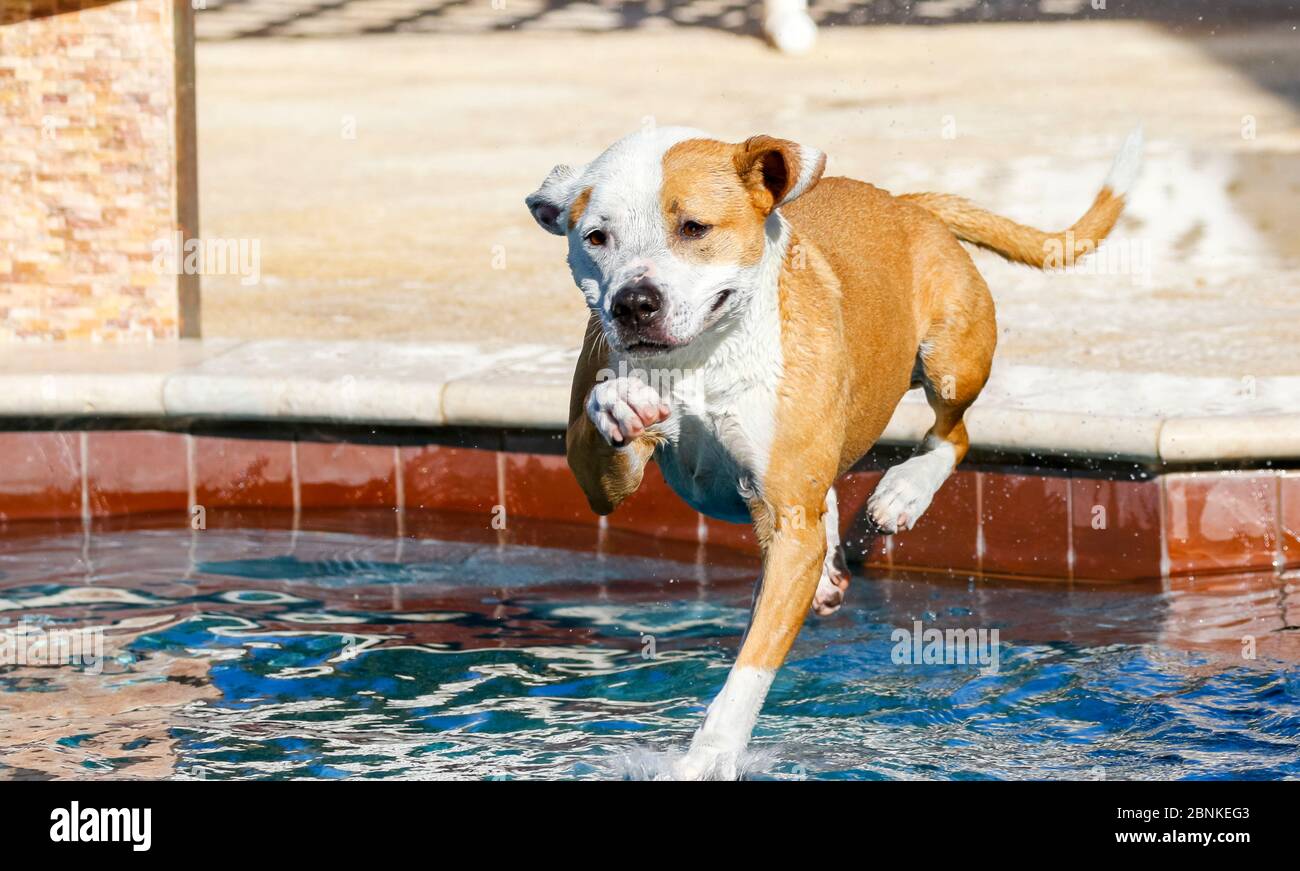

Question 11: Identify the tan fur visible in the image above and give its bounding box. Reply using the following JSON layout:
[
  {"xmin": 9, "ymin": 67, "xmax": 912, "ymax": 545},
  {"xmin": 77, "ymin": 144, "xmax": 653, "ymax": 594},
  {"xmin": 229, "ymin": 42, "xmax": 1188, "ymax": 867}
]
[
  {"xmin": 900, "ymin": 187, "xmax": 1125, "ymax": 270},
  {"xmin": 567, "ymin": 186, "xmax": 593, "ymax": 230},
  {"xmin": 661, "ymin": 140, "xmax": 767, "ymax": 267}
]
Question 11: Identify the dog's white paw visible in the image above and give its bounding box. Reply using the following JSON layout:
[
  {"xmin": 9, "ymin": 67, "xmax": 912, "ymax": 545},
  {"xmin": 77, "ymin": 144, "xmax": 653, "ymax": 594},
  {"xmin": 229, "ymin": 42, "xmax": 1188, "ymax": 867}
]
[
  {"xmin": 868, "ymin": 465, "xmax": 939, "ymax": 534},
  {"xmin": 764, "ymin": 11, "xmax": 817, "ymax": 55},
  {"xmin": 586, "ymin": 375, "xmax": 670, "ymax": 447}
]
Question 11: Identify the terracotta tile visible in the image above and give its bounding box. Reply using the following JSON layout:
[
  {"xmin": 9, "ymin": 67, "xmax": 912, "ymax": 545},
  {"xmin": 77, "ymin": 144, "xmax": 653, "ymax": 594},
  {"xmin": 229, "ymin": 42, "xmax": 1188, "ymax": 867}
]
[
  {"xmin": 888, "ymin": 469, "xmax": 980, "ymax": 574},
  {"xmin": 704, "ymin": 516, "xmax": 760, "ymax": 556},
  {"xmin": 297, "ymin": 508, "xmax": 399, "ymax": 538},
  {"xmin": 505, "ymin": 515, "xmax": 599, "ymax": 552},
  {"xmin": 401, "ymin": 445, "xmax": 499, "ymax": 518},
  {"xmin": 298, "ymin": 441, "xmax": 397, "ymax": 509},
  {"xmin": 182, "ymin": 508, "xmax": 303, "ymax": 533},
  {"xmin": 836, "ymin": 471, "xmax": 888, "ymax": 566},
  {"xmin": 834, "ymin": 471, "xmax": 879, "ymax": 537},
  {"xmin": 401, "ymin": 509, "xmax": 501, "ymax": 547},
  {"xmin": 1164, "ymin": 472, "xmax": 1279, "ymax": 574},
  {"xmin": 193, "ymin": 436, "xmax": 294, "ymax": 510},
  {"xmin": 600, "ymin": 525, "xmax": 712, "ymax": 566},
  {"xmin": 606, "ymin": 463, "xmax": 699, "ymax": 543},
  {"xmin": 0, "ymin": 432, "xmax": 82, "ymax": 521},
  {"xmin": 503, "ymin": 451, "xmax": 597, "ymax": 526},
  {"xmin": 980, "ymin": 470, "xmax": 1071, "ymax": 578},
  {"xmin": 1282, "ymin": 473, "xmax": 1300, "ymax": 570},
  {"xmin": 86, "ymin": 430, "xmax": 187, "ymax": 517},
  {"xmin": 1070, "ymin": 475, "xmax": 1163, "ymax": 581}
]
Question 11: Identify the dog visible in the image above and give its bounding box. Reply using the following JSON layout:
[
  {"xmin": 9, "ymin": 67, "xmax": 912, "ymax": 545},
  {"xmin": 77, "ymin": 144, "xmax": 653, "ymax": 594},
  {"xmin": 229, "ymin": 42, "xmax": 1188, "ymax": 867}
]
[{"xmin": 526, "ymin": 125, "xmax": 1142, "ymax": 779}]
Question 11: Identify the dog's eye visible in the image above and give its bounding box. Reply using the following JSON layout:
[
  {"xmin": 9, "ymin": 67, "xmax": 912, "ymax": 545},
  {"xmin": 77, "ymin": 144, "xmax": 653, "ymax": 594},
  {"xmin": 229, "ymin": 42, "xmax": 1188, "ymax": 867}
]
[
  {"xmin": 585, "ymin": 229, "xmax": 607, "ymax": 247},
  {"xmin": 680, "ymin": 221, "xmax": 710, "ymax": 239}
]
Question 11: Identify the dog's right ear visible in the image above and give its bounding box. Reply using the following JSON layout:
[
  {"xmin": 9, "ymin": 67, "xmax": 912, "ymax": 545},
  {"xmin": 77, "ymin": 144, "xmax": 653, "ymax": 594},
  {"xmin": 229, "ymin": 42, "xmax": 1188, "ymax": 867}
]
[{"xmin": 525, "ymin": 164, "xmax": 583, "ymax": 235}]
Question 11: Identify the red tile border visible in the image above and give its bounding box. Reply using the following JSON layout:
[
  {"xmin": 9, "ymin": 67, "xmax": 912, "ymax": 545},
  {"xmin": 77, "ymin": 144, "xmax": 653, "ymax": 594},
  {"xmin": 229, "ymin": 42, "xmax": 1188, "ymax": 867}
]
[
  {"xmin": 503, "ymin": 451, "xmax": 594, "ymax": 527},
  {"xmin": 979, "ymin": 470, "xmax": 1071, "ymax": 578},
  {"xmin": 1281, "ymin": 473, "xmax": 1299, "ymax": 570},
  {"xmin": 193, "ymin": 436, "xmax": 295, "ymax": 510},
  {"xmin": 298, "ymin": 441, "xmax": 397, "ymax": 509},
  {"xmin": 889, "ymin": 470, "xmax": 981, "ymax": 574},
  {"xmin": 0, "ymin": 432, "xmax": 82, "ymax": 521},
  {"xmin": 401, "ymin": 445, "xmax": 499, "ymax": 518},
  {"xmin": 704, "ymin": 516, "xmax": 760, "ymax": 556},
  {"xmin": 1164, "ymin": 472, "xmax": 1280, "ymax": 575},
  {"xmin": 836, "ymin": 471, "xmax": 888, "ymax": 566},
  {"xmin": 0, "ymin": 427, "xmax": 1295, "ymax": 583},
  {"xmin": 1069, "ymin": 475, "xmax": 1163, "ymax": 581},
  {"xmin": 86, "ymin": 430, "xmax": 187, "ymax": 516},
  {"xmin": 605, "ymin": 462, "xmax": 700, "ymax": 543},
  {"xmin": 835, "ymin": 471, "xmax": 880, "ymax": 539}
]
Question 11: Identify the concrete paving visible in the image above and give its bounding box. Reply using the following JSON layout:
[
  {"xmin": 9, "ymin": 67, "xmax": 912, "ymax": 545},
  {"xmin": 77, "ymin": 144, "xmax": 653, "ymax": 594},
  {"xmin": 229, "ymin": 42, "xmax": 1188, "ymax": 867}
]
[{"xmin": 194, "ymin": 18, "xmax": 1300, "ymax": 378}]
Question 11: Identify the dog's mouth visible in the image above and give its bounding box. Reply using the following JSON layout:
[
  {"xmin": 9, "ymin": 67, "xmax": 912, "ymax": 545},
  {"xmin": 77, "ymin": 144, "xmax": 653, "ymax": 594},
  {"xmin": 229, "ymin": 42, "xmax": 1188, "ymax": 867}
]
[
  {"xmin": 622, "ymin": 338, "xmax": 675, "ymax": 355},
  {"xmin": 709, "ymin": 288, "xmax": 735, "ymax": 314}
]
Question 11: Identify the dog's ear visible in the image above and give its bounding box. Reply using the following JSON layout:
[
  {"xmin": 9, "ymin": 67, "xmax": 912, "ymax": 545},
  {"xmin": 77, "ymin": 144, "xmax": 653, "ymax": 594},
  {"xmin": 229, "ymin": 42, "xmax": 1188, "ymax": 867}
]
[
  {"xmin": 525, "ymin": 163, "xmax": 584, "ymax": 235},
  {"xmin": 733, "ymin": 136, "xmax": 826, "ymax": 214}
]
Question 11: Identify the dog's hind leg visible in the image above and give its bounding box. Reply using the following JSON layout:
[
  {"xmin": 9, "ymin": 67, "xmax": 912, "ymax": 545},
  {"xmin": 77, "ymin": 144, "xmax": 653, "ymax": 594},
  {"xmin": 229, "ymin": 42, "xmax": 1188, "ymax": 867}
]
[
  {"xmin": 868, "ymin": 264, "xmax": 996, "ymax": 534},
  {"xmin": 811, "ymin": 487, "xmax": 851, "ymax": 616}
]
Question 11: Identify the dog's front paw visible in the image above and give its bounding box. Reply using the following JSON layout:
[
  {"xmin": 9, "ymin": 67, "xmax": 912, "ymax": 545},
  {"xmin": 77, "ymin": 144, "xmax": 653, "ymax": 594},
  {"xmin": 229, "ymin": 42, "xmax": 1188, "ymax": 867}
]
[{"xmin": 586, "ymin": 375, "xmax": 671, "ymax": 446}]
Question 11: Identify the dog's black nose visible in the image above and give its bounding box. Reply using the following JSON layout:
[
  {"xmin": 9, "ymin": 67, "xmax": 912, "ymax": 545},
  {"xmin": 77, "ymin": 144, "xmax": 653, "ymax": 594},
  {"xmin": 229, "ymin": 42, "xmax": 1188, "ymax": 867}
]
[{"xmin": 610, "ymin": 279, "xmax": 663, "ymax": 328}]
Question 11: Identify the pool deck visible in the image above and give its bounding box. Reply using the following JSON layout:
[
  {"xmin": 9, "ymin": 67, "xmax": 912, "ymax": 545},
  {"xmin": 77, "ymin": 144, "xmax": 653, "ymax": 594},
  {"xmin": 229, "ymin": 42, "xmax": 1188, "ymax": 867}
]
[{"xmin": 194, "ymin": 21, "xmax": 1300, "ymax": 382}]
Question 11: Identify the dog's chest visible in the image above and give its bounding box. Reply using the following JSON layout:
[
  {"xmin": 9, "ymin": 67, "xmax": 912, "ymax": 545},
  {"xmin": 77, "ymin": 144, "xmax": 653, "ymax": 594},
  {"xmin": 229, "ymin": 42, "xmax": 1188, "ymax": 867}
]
[{"xmin": 652, "ymin": 339, "xmax": 783, "ymax": 525}]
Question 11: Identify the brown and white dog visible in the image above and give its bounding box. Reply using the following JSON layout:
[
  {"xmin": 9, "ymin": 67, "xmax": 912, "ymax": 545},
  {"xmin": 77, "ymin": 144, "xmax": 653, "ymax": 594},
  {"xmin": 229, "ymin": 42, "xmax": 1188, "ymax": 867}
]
[{"xmin": 525, "ymin": 125, "xmax": 1142, "ymax": 779}]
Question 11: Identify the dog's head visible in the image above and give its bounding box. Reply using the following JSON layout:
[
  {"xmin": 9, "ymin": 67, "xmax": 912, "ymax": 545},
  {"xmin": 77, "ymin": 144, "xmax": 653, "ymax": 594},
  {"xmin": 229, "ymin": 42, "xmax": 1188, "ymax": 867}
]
[{"xmin": 526, "ymin": 127, "xmax": 825, "ymax": 357}]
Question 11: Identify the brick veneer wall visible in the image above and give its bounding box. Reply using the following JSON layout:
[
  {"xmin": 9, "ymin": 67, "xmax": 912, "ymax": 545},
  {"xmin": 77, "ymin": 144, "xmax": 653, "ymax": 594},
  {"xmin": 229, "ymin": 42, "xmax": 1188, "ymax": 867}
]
[{"xmin": 0, "ymin": 0, "xmax": 198, "ymax": 340}]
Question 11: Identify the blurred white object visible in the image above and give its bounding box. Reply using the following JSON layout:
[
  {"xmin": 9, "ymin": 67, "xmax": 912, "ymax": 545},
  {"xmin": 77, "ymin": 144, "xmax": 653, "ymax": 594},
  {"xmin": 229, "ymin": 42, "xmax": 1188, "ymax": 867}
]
[{"xmin": 763, "ymin": 0, "xmax": 817, "ymax": 54}]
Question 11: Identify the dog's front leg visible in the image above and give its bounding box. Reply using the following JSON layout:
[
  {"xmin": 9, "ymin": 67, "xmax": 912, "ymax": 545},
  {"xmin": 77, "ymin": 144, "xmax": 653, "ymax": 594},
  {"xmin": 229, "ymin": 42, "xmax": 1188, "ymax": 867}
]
[
  {"xmin": 565, "ymin": 315, "xmax": 669, "ymax": 515},
  {"xmin": 566, "ymin": 403, "xmax": 660, "ymax": 516},
  {"xmin": 673, "ymin": 493, "xmax": 828, "ymax": 780}
]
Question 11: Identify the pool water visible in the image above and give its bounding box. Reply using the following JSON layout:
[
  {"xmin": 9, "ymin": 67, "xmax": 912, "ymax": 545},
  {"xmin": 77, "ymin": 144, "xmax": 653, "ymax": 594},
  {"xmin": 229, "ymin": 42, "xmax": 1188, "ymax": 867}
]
[{"xmin": 2, "ymin": 515, "xmax": 1297, "ymax": 780}]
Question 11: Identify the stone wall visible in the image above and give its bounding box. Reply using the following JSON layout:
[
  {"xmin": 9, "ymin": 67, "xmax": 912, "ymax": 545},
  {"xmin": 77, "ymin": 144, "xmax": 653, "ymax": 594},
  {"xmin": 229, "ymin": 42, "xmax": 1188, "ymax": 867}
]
[{"xmin": 0, "ymin": 0, "xmax": 197, "ymax": 340}]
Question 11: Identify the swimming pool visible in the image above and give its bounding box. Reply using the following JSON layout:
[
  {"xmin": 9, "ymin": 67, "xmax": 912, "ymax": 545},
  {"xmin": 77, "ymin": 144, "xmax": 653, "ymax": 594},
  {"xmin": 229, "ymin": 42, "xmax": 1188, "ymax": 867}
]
[{"xmin": 2, "ymin": 513, "xmax": 1297, "ymax": 780}]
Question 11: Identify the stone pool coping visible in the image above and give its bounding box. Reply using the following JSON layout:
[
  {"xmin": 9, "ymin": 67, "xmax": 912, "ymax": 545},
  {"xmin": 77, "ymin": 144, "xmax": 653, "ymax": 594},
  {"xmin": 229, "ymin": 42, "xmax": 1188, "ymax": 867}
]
[{"xmin": 2, "ymin": 338, "xmax": 1299, "ymax": 464}]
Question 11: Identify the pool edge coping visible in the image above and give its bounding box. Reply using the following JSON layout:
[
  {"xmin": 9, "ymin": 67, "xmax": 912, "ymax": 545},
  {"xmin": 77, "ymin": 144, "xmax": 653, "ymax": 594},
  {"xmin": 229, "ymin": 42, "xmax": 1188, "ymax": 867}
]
[{"xmin": 1, "ymin": 338, "xmax": 1298, "ymax": 464}]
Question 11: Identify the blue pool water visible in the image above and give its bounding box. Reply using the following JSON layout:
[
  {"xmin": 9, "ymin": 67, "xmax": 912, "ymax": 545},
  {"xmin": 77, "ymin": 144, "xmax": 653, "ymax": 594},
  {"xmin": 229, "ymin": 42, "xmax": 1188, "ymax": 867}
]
[{"xmin": 1, "ymin": 517, "xmax": 1297, "ymax": 780}]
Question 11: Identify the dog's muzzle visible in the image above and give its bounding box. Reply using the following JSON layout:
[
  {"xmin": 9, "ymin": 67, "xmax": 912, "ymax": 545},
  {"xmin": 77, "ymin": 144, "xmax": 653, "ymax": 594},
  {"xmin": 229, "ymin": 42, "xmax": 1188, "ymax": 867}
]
[{"xmin": 611, "ymin": 278, "xmax": 673, "ymax": 351}]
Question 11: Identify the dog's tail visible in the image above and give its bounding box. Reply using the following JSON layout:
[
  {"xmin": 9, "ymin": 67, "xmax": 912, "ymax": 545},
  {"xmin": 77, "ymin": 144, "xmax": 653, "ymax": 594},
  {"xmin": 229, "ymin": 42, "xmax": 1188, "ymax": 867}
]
[{"xmin": 900, "ymin": 127, "xmax": 1143, "ymax": 270}]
